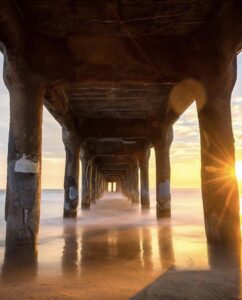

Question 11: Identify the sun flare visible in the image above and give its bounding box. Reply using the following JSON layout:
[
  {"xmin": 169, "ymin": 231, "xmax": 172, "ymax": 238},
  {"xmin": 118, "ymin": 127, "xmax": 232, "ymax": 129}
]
[{"xmin": 235, "ymin": 161, "xmax": 242, "ymax": 180}]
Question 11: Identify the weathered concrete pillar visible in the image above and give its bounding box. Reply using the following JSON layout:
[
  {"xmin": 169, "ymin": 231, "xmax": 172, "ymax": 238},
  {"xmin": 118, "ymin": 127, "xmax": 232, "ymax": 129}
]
[
  {"xmin": 90, "ymin": 160, "xmax": 96, "ymax": 203},
  {"xmin": 198, "ymin": 69, "xmax": 240, "ymax": 243},
  {"xmin": 4, "ymin": 68, "xmax": 44, "ymax": 245},
  {"xmin": 154, "ymin": 128, "xmax": 173, "ymax": 218},
  {"xmin": 125, "ymin": 174, "xmax": 130, "ymax": 198},
  {"xmin": 96, "ymin": 172, "xmax": 100, "ymax": 198},
  {"xmin": 87, "ymin": 157, "xmax": 93, "ymax": 203},
  {"xmin": 123, "ymin": 175, "xmax": 127, "ymax": 197},
  {"xmin": 131, "ymin": 160, "xmax": 139, "ymax": 203},
  {"xmin": 116, "ymin": 180, "xmax": 122, "ymax": 192},
  {"xmin": 81, "ymin": 150, "xmax": 91, "ymax": 209},
  {"xmin": 127, "ymin": 169, "xmax": 133, "ymax": 201},
  {"xmin": 101, "ymin": 176, "xmax": 105, "ymax": 196},
  {"xmin": 62, "ymin": 128, "xmax": 80, "ymax": 218},
  {"xmin": 94, "ymin": 167, "xmax": 99, "ymax": 200},
  {"xmin": 121, "ymin": 179, "xmax": 125, "ymax": 194},
  {"xmin": 96, "ymin": 171, "xmax": 101, "ymax": 199},
  {"xmin": 105, "ymin": 180, "xmax": 108, "ymax": 192},
  {"xmin": 139, "ymin": 148, "xmax": 150, "ymax": 208},
  {"xmin": 120, "ymin": 179, "xmax": 124, "ymax": 193}
]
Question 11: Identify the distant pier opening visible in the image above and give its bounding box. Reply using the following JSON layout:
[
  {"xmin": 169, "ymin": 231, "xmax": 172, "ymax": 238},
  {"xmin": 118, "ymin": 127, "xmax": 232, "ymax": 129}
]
[{"xmin": 107, "ymin": 182, "xmax": 116, "ymax": 192}]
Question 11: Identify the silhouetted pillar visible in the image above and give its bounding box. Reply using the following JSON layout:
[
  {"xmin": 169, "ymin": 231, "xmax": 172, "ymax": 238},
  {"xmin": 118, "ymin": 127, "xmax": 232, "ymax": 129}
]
[
  {"xmin": 122, "ymin": 177, "xmax": 127, "ymax": 197},
  {"xmin": 87, "ymin": 157, "xmax": 93, "ymax": 203},
  {"xmin": 125, "ymin": 173, "xmax": 130, "ymax": 199},
  {"xmin": 90, "ymin": 160, "xmax": 96, "ymax": 203},
  {"xmin": 105, "ymin": 181, "xmax": 108, "ymax": 192},
  {"xmin": 198, "ymin": 70, "xmax": 240, "ymax": 243},
  {"xmin": 154, "ymin": 128, "xmax": 173, "ymax": 218},
  {"xmin": 101, "ymin": 176, "xmax": 105, "ymax": 196},
  {"xmin": 81, "ymin": 150, "xmax": 90, "ymax": 209},
  {"xmin": 62, "ymin": 128, "xmax": 80, "ymax": 218},
  {"xmin": 97, "ymin": 172, "xmax": 101, "ymax": 197},
  {"xmin": 131, "ymin": 160, "xmax": 139, "ymax": 203},
  {"xmin": 99, "ymin": 176, "xmax": 102, "ymax": 195},
  {"xmin": 127, "ymin": 168, "xmax": 133, "ymax": 201},
  {"xmin": 125, "ymin": 172, "xmax": 130, "ymax": 198},
  {"xmin": 94, "ymin": 168, "xmax": 99, "ymax": 199},
  {"xmin": 4, "ymin": 70, "xmax": 44, "ymax": 245},
  {"xmin": 139, "ymin": 148, "xmax": 150, "ymax": 208},
  {"xmin": 116, "ymin": 180, "xmax": 121, "ymax": 192},
  {"xmin": 97, "ymin": 171, "xmax": 102, "ymax": 199},
  {"xmin": 96, "ymin": 171, "xmax": 100, "ymax": 198}
]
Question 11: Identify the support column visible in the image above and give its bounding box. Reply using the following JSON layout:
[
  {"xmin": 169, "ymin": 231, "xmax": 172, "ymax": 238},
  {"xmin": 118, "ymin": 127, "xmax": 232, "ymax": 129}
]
[
  {"xmin": 94, "ymin": 168, "xmax": 99, "ymax": 199},
  {"xmin": 96, "ymin": 171, "xmax": 101, "ymax": 199},
  {"xmin": 101, "ymin": 176, "xmax": 105, "ymax": 196},
  {"xmin": 81, "ymin": 150, "xmax": 91, "ymax": 209},
  {"xmin": 154, "ymin": 128, "xmax": 173, "ymax": 218},
  {"xmin": 122, "ymin": 178, "xmax": 127, "ymax": 197},
  {"xmin": 131, "ymin": 160, "xmax": 139, "ymax": 203},
  {"xmin": 62, "ymin": 128, "xmax": 80, "ymax": 218},
  {"xmin": 90, "ymin": 160, "xmax": 96, "ymax": 203},
  {"xmin": 127, "ymin": 168, "xmax": 133, "ymax": 201},
  {"xmin": 139, "ymin": 148, "xmax": 150, "ymax": 208},
  {"xmin": 198, "ymin": 71, "xmax": 240, "ymax": 243},
  {"xmin": 105, "ymin": 181, "xmax": 108, "ymax": 193},
  {"xmin": 87, "ymin": 157, "xmax": 93, "ymax": 203},
  {"xmin": 116, "ymin": 180, "xmax": 121, "ymax": 192},
  {"xmin": 4, "ymin": 71, "xmax": 44, "ymax": 245}
]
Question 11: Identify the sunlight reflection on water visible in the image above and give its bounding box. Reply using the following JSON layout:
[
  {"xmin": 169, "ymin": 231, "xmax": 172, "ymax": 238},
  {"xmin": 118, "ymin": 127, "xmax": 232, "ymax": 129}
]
[
  {"xmin": 0, "ymin": 189, "xmax": 208, "ymax": 271},
  {"xmin": 0, "ymin": 189, "xmax": 238, "ymax": 299}
]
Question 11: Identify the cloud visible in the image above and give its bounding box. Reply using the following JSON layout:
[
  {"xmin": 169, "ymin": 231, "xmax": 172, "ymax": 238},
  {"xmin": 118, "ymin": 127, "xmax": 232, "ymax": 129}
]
[{"xmin": 232, "ymin": 54, "xmax": 242, "ymax": 98}]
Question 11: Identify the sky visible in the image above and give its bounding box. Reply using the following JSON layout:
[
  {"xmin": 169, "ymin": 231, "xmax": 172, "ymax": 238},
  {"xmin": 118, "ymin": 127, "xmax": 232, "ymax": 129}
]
[{"xmin": 0, "ymin": 53, "xmax": 242, "ymax": 189}]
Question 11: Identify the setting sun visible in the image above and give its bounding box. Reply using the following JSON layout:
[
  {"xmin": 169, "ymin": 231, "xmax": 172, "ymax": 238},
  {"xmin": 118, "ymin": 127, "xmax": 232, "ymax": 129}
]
[{"xmin": 235, "ymin": 161, "xmax": 242, "ymax": 180}]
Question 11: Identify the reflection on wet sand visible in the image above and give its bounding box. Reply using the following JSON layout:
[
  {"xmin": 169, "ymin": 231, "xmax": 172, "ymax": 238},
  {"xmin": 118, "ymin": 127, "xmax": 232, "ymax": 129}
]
[
  {"xmin": 78, "ymin": 221, "xmax": 174, "ymax": 271},
  {"xmin": 62, "ymin": 221, "xmax": 78, "ymax": 276},
  {"xmin": 0, "ymin": 192, "xmax": 241, "ymax": 299},
  {"xmin": 1, "ymin": 244, "xmax": 38, "ymax": 283},
  {"xmin": 157, "ymin": 221, "xmax": 175, "ymax": 271},
  {"xmin": 55, "ymin": 197, "xmax": 177, "ymax": 299}
]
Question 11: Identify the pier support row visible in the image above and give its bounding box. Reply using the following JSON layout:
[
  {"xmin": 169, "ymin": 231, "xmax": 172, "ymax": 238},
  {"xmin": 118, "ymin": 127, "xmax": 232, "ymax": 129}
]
[
  {"xmin": 3, "ymin": 61, "xmax": 240, "ymax": 245},
  {"xmin": 80, "ymin": 154, "xmax": 107, "ymax": 210}
]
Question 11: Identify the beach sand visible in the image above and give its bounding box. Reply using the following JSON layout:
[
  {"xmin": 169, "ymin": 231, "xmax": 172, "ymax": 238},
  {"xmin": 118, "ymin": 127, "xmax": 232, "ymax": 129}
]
[{"xmin": 0, "ymin": 190, "xmax": 240, "ymax": 299}]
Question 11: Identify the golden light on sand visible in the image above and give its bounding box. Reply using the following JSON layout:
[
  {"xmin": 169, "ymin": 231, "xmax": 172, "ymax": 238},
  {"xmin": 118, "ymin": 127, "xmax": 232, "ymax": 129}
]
[{"xmin": 235, "ymin": 161, "xmax": 242, "ymax": 181}]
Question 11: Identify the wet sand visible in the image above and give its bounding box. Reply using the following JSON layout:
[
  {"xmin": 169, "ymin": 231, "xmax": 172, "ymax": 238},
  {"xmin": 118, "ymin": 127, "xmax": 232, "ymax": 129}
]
[{"xmin": 0, "ymin": 190, "xmax": 241, "ymax": 299}]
